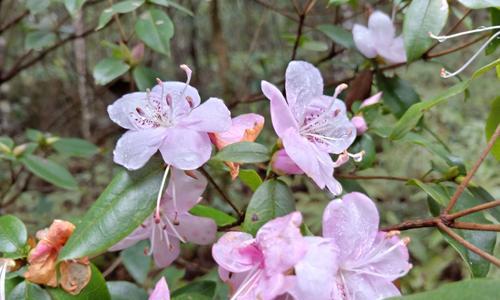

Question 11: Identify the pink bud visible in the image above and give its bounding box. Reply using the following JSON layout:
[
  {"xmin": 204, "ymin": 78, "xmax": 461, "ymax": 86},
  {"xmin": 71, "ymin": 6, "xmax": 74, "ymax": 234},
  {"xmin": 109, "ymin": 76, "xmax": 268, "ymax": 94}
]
[
  {"xmin": 271, "ymin": 149, "xmax": 304, "ymax": 175},
  {"xmin": 131, "ymin": 43, "xmax": 145, "ymax": 63},
  {"xmin": 360, "ymin": 92, "xmax": 382, "ymax": 108},
  {"xmin": 351, "ymin": 116, "xmax": 368, "ymax": 135}
]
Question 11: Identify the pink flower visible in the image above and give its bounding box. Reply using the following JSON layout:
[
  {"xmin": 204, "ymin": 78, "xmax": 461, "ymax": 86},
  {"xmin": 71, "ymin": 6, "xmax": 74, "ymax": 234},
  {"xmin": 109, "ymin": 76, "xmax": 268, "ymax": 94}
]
[
  {"xmin": 359, "ymin": 92, "xmax": 382, "ymax": 109},
  {"xmin": 261, "ymin": 61, "xmax": 357, "ymax": 195},
  {"xmin": 212, "ymin": 212, "xmax": 307, "ymax": 300},
  {"xmin": 108, "ymin": 65, "xmax": 231, "ymax": 170},
  {"xmin": 292, "ymin": 192, "xmax": 412, "ymax": 300},
  {"xmin": 353, "ymin": 11, "xmax": 406, "ymax": 64},
  {"xmin": 209, "ymin": 113, "xmax": 265, "ymax": 179},
  {"xmin": 271, "ymin": 149, "xmax": 304, "ymax": 175},
  {"xmin": 351, "ymin": 116, "xmax": 367, "ymax": 136},
  {"xmin": 109, "ymin": 168, "xmax": 217, "ymax": 268},
  {"xmin": 149, "ymin": 277, "xmax": 170, "ymax": 300}
]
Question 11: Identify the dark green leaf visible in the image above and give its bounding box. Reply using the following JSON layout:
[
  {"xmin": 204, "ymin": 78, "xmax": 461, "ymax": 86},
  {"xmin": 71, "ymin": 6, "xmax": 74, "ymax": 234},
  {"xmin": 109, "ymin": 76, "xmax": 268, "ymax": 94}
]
[
  {"xmin": 485, "ymin": 8, "xmax": 499, "ymax": 55},
  {"xmin": 64, "ymin": 0, "xmax": 86, "ymax": 16},
  {"xmin": 171, "ymin": 281, "xmax": 216, "ymax": 299},
  {"xmin": 48, "ymin": 264, "xmax": 111, "ymax": 300},
  {"xmin": 403, "ymin": 0, "xmax": 449, "ymax": 61},
  {"xmin": 238, "ymin": 169, "xmax": 263, "ymax": 191},
  {"xmin": 120, "ymin": 241, "xmax": 151, "ymax": 284},
  {"xmin": 20, "ymin": 155, "xmax": 78, "ymax": 190},
  {"xmin": 189, "ymin": 204, "xmax": 237, "ymax": 227},
  {"xmin": 390, "ymin": 279, "xmax": 500, "ymax": 299},
  {"xmin": 376, "ymin": 73, "xmax": 420, "ymax": 118},
  {"xmin": 9, "ymin": 281, "xmax": 51, "ymax": 300},
  {"xmin": 135, "ymin": 9, "xmax": 174, "ymax": 55},
  {"xmin": 0, "ymin": 136, "xmax": 14, "ymax": 149},
  {"xmin": 93, "ymin": 58, "xmax": 130, "ymax": 85},
  {"xmin": 132, "ymin": 66, "xmax": 162, "ymax": 91},
  {"xmin": 0, "ymin": 215, "xmax": 27, "ymax": 253},
  {"xmin": 58, "ymin": 160, "xmax": 163, "ymax": 260},
  {"xmin": 485, "ymin": 96, "xmax": 500, "ymax": 160},
  {"xmin": 409, "ymin": 180, "xmax": 448, "ymax": 206},
  {"xmin": 467, "ymin": 186, "xmax": 500, "ymax": 223},
  {"xmin": 52, "ymin": 138, "xmax": 99, "ymax": 158},
  {"xmin": 148, "ymin": 0, "xmax": 194, "ymax": 16},
  {"xmin": 97, "ymin": 0, "xmax": 145, "ymax": 30},
  {"xmin": 107, "ymin": 282, "xmax": 148, "ymax": 300},
  {"xmin": 214, "ymin": 142, "xmax": 270, "ymax": 164},
  {"xmin": 317, "ymin": 24, "xmax": 354, "ymax": 48},
  {"xmin": 25, "ymin": 31, "xmax": 56, "ymax": 51},
  {"xmin": 302, "ymin": 40, "xmax": 329, "ymax": 52},
  {"xmin": 243, "ymin": 179, "xmax": 295, "ymax": 235},
  {"xmin": 457, "ymin": 0, "xmax": 500, "ymax": 9}
]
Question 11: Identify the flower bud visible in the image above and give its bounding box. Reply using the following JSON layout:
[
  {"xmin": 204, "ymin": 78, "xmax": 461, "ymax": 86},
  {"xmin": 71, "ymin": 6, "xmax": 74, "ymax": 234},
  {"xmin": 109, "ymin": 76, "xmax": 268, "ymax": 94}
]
[
  {"xmin": 131, "ymin": 43, "xmax": 145, "ymax": 64},
  {"xmin": 13, "ymin": 144, "xmax": 27, "ymax": 156},
  {"xmin": 351, "ymin": 115, "xmax": 368, "ymax": 135},
  {"xmin": 271, "ymin": 149, "xmax": 304, "ymax": 175}
]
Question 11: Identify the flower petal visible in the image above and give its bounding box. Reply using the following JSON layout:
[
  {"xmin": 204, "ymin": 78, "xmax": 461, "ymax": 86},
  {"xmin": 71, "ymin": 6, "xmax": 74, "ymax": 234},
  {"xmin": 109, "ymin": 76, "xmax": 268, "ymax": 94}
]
[
  {"xmin": 108, "ymin": 223, "xmax": 150, "ymax": 251},
  {"xmin": 149, "ymin": 277, "xmax": 170, "ymax": 300},
  {"xmin": 212, "ymin": 232, "xmax": 257, "ymax": 273},
  {"xmin": 179, "ymin": 98, "xmax": 231, "ymax": 133},
  {"xmin": 153, "ymin": 230, "xmax": 180, "ymax": 268},
  {"xmin": 151, "ymin": 81, "xmax": 201, "ymax": 117},
  {"xmin": 379, "ymin": 35, "xmax": 407, "ymax": 64},
  {"xmin": 113, "ymin": 128, "xmax": 166, "ymax": 170},
  {"xmin": 360, "ymin": 92, "xmax": 383, "ymax": 108},
  {"xmin": 174, "ymin": 214, "xmax": 217, "ymax": 245},
  {"xmin": 285, "ymin": 61, "xmax": 323, "ymax": 108},
  {"xmin": 369, "ymin": 11, "xmax": 396, "ymax": 47},
  {"xmin": 256, "ymin": 212, "xmax": 306, "ymax": 275},
  {"xmin": 342, "ymin": 272, "xmax": 401, "ymax": 300},
  {"xmin": 210, "ymin": 113, "xmax": 265, "ymax": 149},
  {"xmin": 293, "ymin": 237, "xmax": 339, "ymax": 300},
  {"xmin": 107, "ymin": 92, "xmax": 148, "ymax": 130},
  {"xmin": 163, "ymin": 168, "xmax": 207, "ymax": 213},
  {"xmin": 59, "ymin": 261, "xmax": 91, "ymax": 295},
  {"xmin": 261, "ymin": 81, "xmax": 298, "ymax": 137},
  {"xmin": 322, "ymin": 192, "xmax": 379, "ymax": 261},
  {"xmin": 271, "ymin": 149, "xmax": 304, "ymax": 175},
  {"xmin": 159, "ymin": 128, "xmax": 211, "ymax": 170},
  {"xmin": 352, "ymin": 24, "xmax": 377, "ymax": 58}
]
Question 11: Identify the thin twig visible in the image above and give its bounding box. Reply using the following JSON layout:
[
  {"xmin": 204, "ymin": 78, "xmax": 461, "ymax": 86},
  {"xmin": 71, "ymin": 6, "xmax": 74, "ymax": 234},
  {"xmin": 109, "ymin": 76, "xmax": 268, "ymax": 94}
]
[
  {"xmin": 0, "ymin": 10, "xmax": 28, "ymax": 34},
  {"xmin": 425, "ymin": 33, "xmax": 489, "ymax": 59},
  {"xmin": 382, "ymin": 218, "xmax": 437, "ymax": 231},
  {"xmin": 451, "ymin": 221, "xmax": 500, "ymax": 232},
  {"xmin": 336, "ymin": 174, "xmax": 418, "ymax": 182},
  {"xmin": 425, "ymin": 9, "xmax": 471, "ymax": 54},
  {"xmin": 444, "ymin": 124, "xmax": 500, "ymax": 214},
  {"xmin": 103, "ymin": 256, "xmax": 122, "ymax": 278},
  {"xmin": 446, "ymin": 200, "xmax": 500, "ymax": 220},
  {"xmin": 199, "ymin": 167, "xmax": 242, "ymax": 218}
]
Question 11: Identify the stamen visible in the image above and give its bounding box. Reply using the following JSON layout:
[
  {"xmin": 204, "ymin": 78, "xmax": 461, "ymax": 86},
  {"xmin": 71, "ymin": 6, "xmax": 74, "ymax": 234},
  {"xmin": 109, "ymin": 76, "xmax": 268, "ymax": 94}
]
[
  {"xmin": 164, "ymin": 216, "xmax": 186, "ymax": 243},
  {"xmin": 146, "ymin": 222, "xmax": 157, "ymax": 256},
  {"xmin": 429, "ymin": 25, "xmax": 500, "ymax": 42},
  {"xmin": 230, "ymin": 269, "xmax": 262, "ymax": 300},
  {"xmin": 440, "ymin": 30, "xmax": 500, "ymax": 78},
  {"xmin": 347, "ymin": 150, "xmax": 364, "ymax": 162},
  {"xmin": 333, "ymin": 83, "xmax": 348, "ymax": 100},
  {"xmin": 155, "ymin": 165, "xmax": 171, "ymax": 222},
  {"xmin": 386, "ymin": 230, "xmax": 401, "ymax": 238}
]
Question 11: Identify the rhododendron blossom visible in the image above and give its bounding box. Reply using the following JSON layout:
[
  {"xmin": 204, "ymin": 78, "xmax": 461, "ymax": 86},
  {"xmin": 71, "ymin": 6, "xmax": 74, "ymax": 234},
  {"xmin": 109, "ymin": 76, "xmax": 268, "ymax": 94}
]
[
  {"xmin": 210, "ymin": 113, "xmax": 264, "ymax": 179},
  {"xmin": 110, "ymin": 168, "xmax": 216, "ymax": 268},
  {"xmin": 261, "ymin": 61, "xmax": 357, "ymax": 194},
  {"xmin": 271, "ymin": 149, "xmax": 304, "ymax": 175},
  {"xmin": 353, "ymin": 11, "xmax": 406, "ymax": 64},
  {"xmin": 149, "ymin": 277, "xmax": 170, "ymax": 300},
  {"xmin": 108, "ymin": 64, "xmax": 231, "ymax": 171},
  {"xmin": 212, "ymin": 212, "xmax": 307, "ymax": 300},
  {"xmin": 292, "ymin": 192, "xmax": 412, "ymax": 300}
]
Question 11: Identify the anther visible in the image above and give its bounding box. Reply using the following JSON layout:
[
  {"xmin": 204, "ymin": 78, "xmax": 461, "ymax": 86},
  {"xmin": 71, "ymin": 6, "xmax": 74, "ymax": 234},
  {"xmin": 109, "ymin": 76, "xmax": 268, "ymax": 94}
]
[
  {"xmin": 166, "ymin": 94, "xmax": 173, "ymax": 106},
  {"xmin": 402, "ymin": 237, "xmax": 411, "ymax": 246},
  {"xmin": 386, "ymin": 230, "xmax": 401, "ymax": 238}
]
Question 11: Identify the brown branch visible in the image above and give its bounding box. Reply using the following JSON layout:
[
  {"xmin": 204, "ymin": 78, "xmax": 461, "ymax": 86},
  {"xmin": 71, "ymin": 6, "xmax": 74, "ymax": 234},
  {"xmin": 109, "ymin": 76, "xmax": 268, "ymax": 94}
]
[
  {"xmin": 444, "ymin": 124, "xmax": 500, "ymax": 214},
  {"xmin": 336, "ymin": 174, "xmax": 415, "ymax": 182},
  {"xmin": 102, "ymin": 256, "xmax": 122, "ymax": 278},
  {"xmin": 382, "ymin": 218, "xmax": 437, "ymax": 231},
  {"xmin": 200, "ymin": 167, "xmax": 242, "ymax": 218},
  {"xmin": 425, "ymin": 33, "xmax": 489, "ymax": 59},
  {"xmin": 0, "ymin": 10, "xmax": 28, "ymax": 34},
  {"xmin": 436, "ymin": 221, "xmax": 500, "ymax": 267},
  {"xmin": 446, "ymin": 200, "xmax": 500, "ymax": 220},
  {"xmin": 451, "ymin": 221, "xmax": 500, "ymax": 232}
]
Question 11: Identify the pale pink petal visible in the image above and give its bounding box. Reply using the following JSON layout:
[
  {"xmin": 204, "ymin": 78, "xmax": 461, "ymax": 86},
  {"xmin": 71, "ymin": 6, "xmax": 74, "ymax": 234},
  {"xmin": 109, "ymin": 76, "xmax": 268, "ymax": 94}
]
[
  {"xmin": 322, "ymin": 192, "xmax": 379, "ymax": 261},
  {"xmin": 173, "ymin": 214, "xmax": 216, "ymax": 245},
  {"xmin": 211, "ymin": 113, "xmax": 265, "ymax": 147},
  {"xmin": 293, "ymin": 237, "xmax": 339, "ymax": 300},
  {"xmin": 315, "ymin": 149, "xmax": 342, "ymax": 195},
  {"xmin": 282, "ymin": 129, "xmax": 322, "ymax": 186},
  {"xmin": 159, "ymin": 128, "xmax": 211, "ymax": 170},
  {"xmin": 379, "ymin": 35, "xmax": 407, "ymax": 64},
  {"xmin": 151, "ymin": 81, "xmax": 201, "ymax": 117},
  {"xmin": 113, "ymin": 128, "xmax": 167, "ymax": 170},
  {"xmin": 212, "ymin": 232, "xmax": 259, "ymax": 273},
  {"xmin": 342, "ymin": 272, "xmax": 401, "ymax": 300},
  {"xmin": 285, "ymin": 61, "xmax": 323, "ymax": 107},
  {"xmin": 256, "ymin": 212, "xmax": 306, "ymax": 275},
  {"xmin": 255, "ymin": 273, "xmax": 287, "ymax": 300},
  {"xmin": 108, "ymin": 224, "xmax": 150, "ymax": 251},
  {"xmin": 163, "ymin": 168, "xmax": 207, "ymax": 213},
  {"xmin": 271, "ymin": 149, "xmax": 304, "ymax": 175},
  {"xmin": 179, "ymin": 98, "xmax": 231, "ymax": 133},
  {"xmin": 360, "ymin": 92, "xmax": 383, "ymax": 108},
  {"xmin": 352, "ymin": 116, "xmax": 368, "ymax": 135},
  {"xmin": 149, "ymin": 277, "xmax": 170, "ymax": 300},
  {"xmin": 153, "ymin": 231, "xmax": 180, "ymax": 268},
  {"xmin": 352, "ymin": 24, "xmax": 377, "ymax": 58},
  {"xmin": 107, "ymin": 92, "xmax": 148, "ymax": 130},
  {"xmin": 369, "ymin": 11, "xmax": 395, "ymax": 46},
  {"xmin": 261, "ymin": 81, "xmax": 298, "ymax": 137}
]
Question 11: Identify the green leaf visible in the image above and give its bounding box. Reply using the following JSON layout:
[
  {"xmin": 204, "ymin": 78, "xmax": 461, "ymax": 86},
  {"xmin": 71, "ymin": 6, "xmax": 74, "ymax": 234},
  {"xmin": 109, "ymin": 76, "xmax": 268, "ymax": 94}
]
[
  {"xmin": 403, "ymin": 0, "xmax": 449, "ymax": 61},
  {"xmin": 48, "ymin": 264, "xmax": 111, "ymax": 300},
  {"xmin": 20, "ymin": 154, "xmax": 78, "ymax": 190},
  {"xmin": 238, "ymin": 169, "xmax": 263, "ymax": 191},
  {"xmin": 189, "ymin": 204, "xmax": 237, "ymax": 227},
  {"xmin": 52, "ymin": 138, "xmax": 99, "ymax": 158},
  {"xmin": 243, "ymin": 179, "xmax": 295, "ymax": 235},
  {"xmin": 317, "ymin": 24, "xmax": 354, "ymax": 49},
  {"xmin": 409, "ymin": 180, "xmax": 448, "ymax": 206},
  {"xmin": 148, "ymin": 0, "xmax": 194, "ymax": 16},
  {"xmin": 9, "ymin": 281, "xmax": 51, "ymax": 300},
  {"xmin": 132, "ymin": 65, "xmax": 162, "ymax": 91},
  {"xmin": 93, "ymin": 58, "xmax": 130, "ymax": 85},
  {"xmin": 58, "ymin": 160, "xmax": 163, "ymax": 261},
  {"xmin": 107, "ymin": 282, "xmax": 148, "ymax": 300},
  {"xmin": 457, "ymin": 0, "xmax": 500, "ymax": 9},
  {"xmin": 25, "ymin": 0, "xmax": 50, "ymax": 14},
  {"xmin": 467, "ymin": 186, "xmax": 500, "ymax": 222},
  {"xmin": 0, "ymin": 215, "xmax": 27, "ymax": 253},
  {"xmin": 485, "ymin": 8, "xmax": 500, "ymax": 55},
  {"xmin": 0, "ymin": 136, "xmax": 14, "ymax": 149},
  {"xmin": 350, "ymin": 134, "xmax": 376, "ymax": 169},
  {"xmin": 64, "ymin": 0, "xmax": 86, "ymax": 16},
  {"xmin": 135, "ymin": 9, "xmax": 174, "ymax": 55},
  {"xmin": 376, "ymin": 73, "xmax": 420, "ymax": 118},
  {"xmin": 485, "ymin": 96, "xmax": 500, "ymax": 160},
  {"xmin": 171, "ymin": 281, "xmax": 216, "ymax": 299},
  {"xmin": 389, "ymin": 279, "xmax": 500, "ymax": 299},
  {"xmin": 302, "ymin": 40, "xmax": 329, "ymax": 52},
  {"xmin": 120, "ymin": 240, "xmax": 151, "ymax": 284},
  {"xmin": 214, "ymin": 142, "xmax": 270, "ymax": 164},
  {"xmin": 97, "ymin": 0, "xmax": 145, "ymax": 30},
  {"xmin": 25, "ymin": 31, "xmax": 56, "ymax": 51}
]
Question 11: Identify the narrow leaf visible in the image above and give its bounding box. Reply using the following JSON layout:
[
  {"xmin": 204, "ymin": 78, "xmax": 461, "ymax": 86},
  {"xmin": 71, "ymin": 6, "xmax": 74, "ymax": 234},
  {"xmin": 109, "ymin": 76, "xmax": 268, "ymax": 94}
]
[{"xmin": 20, "ymin": 155, "xmax": 78, "ymax": 190}]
